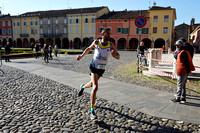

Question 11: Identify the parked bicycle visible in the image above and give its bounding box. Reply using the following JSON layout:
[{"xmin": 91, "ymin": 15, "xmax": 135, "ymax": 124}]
[{"xmin": 137, "ymin": 53, "xmax": 147, "ymax": 73}]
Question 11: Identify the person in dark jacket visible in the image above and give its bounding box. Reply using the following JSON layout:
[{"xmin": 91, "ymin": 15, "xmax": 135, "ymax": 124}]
[
  {"xmin": 171, "ymin": 40, "xmax": 195, "ymax": 103},
  {"xmin": 137, "ymin": 41, "xmax": 148, "ymax": 66},
  {"xmin": 35, "ymin": 43, "xmax": 40, "ymax": 59},
  {"xmin": 43, "ymin": 44, "xmax": 49, "ymax": 63},
  {"xmin": 4, "ymin": 42, "xmax": 11, "ymax": 62},
  {"xmin": 179, "ymin": 38, "xmax": 194, "ymax": 59}
]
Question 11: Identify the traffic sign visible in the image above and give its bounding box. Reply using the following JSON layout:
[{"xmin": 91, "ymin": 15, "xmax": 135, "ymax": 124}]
[{"xmin": 135, "ymin": 16, "xmax": 147, "ymax": 28}]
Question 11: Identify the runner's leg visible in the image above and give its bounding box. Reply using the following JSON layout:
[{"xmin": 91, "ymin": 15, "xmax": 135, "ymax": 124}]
[
  {"xmin": 90, "ymin": 73, "xmax": 100, "ymax": 119},
  {"xmin": 91, "ymin": 73, "xmax": 100, "ymax": 104}
]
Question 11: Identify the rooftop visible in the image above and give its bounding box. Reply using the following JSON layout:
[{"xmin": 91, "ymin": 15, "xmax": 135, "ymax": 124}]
[
  {"xmin": 96, "ymin": 10, "xmax": 149, "ymax": 20},
  {"xmin": 19, "ymin": 6, "xmax": 108, "ymax": 18},
  {"xmin": 150, "ymin": 6, "xmax": 175, "ymax": 10}
]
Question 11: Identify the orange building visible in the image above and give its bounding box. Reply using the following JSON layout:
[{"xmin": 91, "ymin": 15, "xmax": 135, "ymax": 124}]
[{"xmin": 96, "ymin": 10, "xmax": 150, "ymax": 49}]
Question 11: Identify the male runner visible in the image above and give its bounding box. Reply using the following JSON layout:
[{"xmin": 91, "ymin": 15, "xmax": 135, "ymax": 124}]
[{"xmin": 76, "ymin": 28, "xmax": 120, "ymax": 120}]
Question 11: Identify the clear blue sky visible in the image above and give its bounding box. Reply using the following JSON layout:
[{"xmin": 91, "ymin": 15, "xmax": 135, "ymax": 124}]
[{"xmin": 0, "ymin": 0, "xmax": 199, "ymax": 26}]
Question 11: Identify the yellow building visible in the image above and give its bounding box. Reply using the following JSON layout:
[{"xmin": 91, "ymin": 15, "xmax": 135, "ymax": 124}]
[
  {"xmin": 12, "ymin": 15, "xmax": 40, "ymax": 47},
  {"xmin": 67, "ymin": 7, "xmax": 109, "ymax": 49},
  {"xmin": 149, "ymin": 6, "xmax": 176, "ymax": 49}
]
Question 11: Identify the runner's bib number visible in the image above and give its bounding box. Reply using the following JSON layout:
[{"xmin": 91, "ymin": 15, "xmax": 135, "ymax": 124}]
[{"xmin": 97, "ymin": 63, "xmax": 106, "ymax": 70}]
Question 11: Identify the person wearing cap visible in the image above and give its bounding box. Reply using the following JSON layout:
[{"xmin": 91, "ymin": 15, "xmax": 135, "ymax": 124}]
[
  {"xmin": 171, "ymin": 40, "xmax": 195, "ymax": 103},
  {"xmin": 179, "ymin": 37, "xmax": 194, "ymax": 59}
]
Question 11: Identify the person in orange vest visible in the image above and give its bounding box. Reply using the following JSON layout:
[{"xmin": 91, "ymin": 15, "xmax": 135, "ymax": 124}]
[{"xmin": 171, "ymin": 40, "xmax": 195, "ymax": 103}]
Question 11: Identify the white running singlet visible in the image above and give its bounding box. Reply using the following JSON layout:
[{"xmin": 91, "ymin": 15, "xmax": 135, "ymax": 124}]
[{"xmin": 90, "ymin": 40, "xmax": 111, "ymax": 70}]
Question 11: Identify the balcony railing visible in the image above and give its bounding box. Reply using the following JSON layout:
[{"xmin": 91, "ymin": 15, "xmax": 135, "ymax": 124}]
[
  {"xmin": 20, "ymin": 34, "xmax": 29, "ymax": 37},
  {"xmin": 43, "ymin": 33, "xmax": 62, "ymax": 37}
]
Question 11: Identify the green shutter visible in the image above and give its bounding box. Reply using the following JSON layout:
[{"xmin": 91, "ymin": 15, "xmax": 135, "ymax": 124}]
[
  {"xmin": 136, "ymin": 28, "xmax": 138, "ymax": 34},
  {"xmin": 126, "ymin": 28, "xmax": 129, "ymax": 34}
]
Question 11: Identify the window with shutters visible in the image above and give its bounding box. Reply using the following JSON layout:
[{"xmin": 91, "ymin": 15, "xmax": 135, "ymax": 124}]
[
  {"xmin": 153, "ymin": 27, "xmax": 157, "ymax": 33},
  {"xmin": 117, "ymin": 27, "xmax": 122, "ymax": 33},
  {"xmin": 153, "ymin": 16, "xmax": 158, "ymax": 22},
  {"xmin": 85, "ymin": 18, "xmax": 88, "ymax": 23},
  {"xmin": 163, "ymin": 27, "xmax": 168, "ymax": 34},
  {"xmin": 99, "ymin": 27, "xmax": 103, "ymax": 33},
  {"xmin": 91, "ymin": 18, "xmax": 95, "ymax": 23},
  {"xmin": 91, "ymin": 25, "xmax": 95, "ymax": 33},
  {"xmin": 85, "ymin": 25, "xmax": 88, "ymax": 33},
  {"xmin": 164, "ymin": 15, "xmax": 169, "ymax": 22},
  {"xmin": 122, "ymin": 28, "xmax": 129, "ymax": 34}
]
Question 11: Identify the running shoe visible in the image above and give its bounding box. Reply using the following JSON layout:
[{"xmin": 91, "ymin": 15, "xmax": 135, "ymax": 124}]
[
  {"xmin": 90, "ymin": 110, "xmax": 97, "ymax": 120},
  {"xmin": 78, "ymin": 84, "xmax": 85, "ymax": 96}
]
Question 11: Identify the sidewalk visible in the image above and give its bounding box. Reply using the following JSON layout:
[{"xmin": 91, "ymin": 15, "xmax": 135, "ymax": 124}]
[{"xmin": 4, "ymin": 58, "xmax": 200, "ymax": 124}]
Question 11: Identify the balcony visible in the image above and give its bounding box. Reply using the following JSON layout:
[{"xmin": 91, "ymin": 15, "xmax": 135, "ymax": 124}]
[
  {"xmin": 20, "ymin": 34, "xmax": 29, "ymax": 37},
  {"xmin": 43, "ymin": 33, "xmax": 62, "ymax": 37}
]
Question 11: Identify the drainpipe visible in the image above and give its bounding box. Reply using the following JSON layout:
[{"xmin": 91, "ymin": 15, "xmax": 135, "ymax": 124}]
[{"xmin": 81, "ymin": 9, "xmax": 82, "ymax": 48}]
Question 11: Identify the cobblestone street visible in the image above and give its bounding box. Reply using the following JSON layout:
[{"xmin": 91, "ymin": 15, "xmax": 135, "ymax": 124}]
[{"xmin": 1, "ymin": 51, "xmax": 200, "ymax": 132}]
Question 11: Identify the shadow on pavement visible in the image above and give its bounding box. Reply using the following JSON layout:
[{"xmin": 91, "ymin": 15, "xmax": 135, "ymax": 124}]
[
  {"xmin": 95, "ymin": 106, "xmax": 185, "ymax": 132},
  {"xmin": 182, "ymin": 102, "xmax": 200, "ymax": 107},
  {"xmin": 13, "ymin": 61, "xmax": 28, "ymax": 64}
]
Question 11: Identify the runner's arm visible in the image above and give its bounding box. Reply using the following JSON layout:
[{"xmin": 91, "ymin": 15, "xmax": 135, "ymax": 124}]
[
  {"xmin": 76, "ymin": 40, "xmax": 97, "ymax": 60},
  {"xmin": 111, "ymin": 43, "xmax": 120, "ymax": 59}
]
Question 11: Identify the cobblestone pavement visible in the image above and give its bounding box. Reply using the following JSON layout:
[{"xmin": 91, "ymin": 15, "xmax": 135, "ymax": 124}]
[{"xmin": 0, "ymin": 52, "xmax": 200, "ymax": 132}]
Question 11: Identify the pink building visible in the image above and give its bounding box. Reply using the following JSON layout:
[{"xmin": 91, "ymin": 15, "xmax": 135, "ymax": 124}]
[
  {"xmin": 0, "ymin": 14, "xmax": 13, "ymax": 47},
  {"xmin": 96, "ymin": 10, "xmax": 151, "ymax": 50}
]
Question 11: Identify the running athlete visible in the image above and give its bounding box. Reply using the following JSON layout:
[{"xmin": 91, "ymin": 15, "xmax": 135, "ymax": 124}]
[{"xmin": 76, "ymin": 28, "xmax": 120, "ymax": 120}]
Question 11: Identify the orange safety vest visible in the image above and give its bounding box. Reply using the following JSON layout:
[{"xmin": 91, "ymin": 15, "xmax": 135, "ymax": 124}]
[{"xmin": 177, "ymin": 50, "xmax": 195, "ymax": 75}]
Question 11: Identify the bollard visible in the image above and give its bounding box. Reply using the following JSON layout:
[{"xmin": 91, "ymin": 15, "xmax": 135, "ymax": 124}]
[
  {"xmin": 155, "ymin": 49, "xmax": 159, "ymax": 65},
  {"xmin": 156, "ymin": 48, "xmax": 162, "ymax": 65},
  {"xmin": 149, "ymin": 49, "xmax": 156, "ymax": 68},
  {"xmin": 168, "ymin": 47, "xmax": 171, "ymax": 54}
]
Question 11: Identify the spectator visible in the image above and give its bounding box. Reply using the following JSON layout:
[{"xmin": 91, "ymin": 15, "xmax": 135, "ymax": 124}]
[
  {"xmin": 4, "ymin": 42, "xmax": 11, "ymax": 62},
  {"xmin": 30, "ymin": 43, "xmax": 34, "ymax": 51},
  {"xmin": 162, "ymin": 45, "xmax": 166, "ymax": 54},
  {"xmin": 171, "ymin": 40, "xmax": 195, "ymax": 103},
  {"xmin": 43, "ymin": 44, "xmax": 49, "ymax": 63},
  {"xmin": 54, "ymin": 44, "xmax": 58, "ymax": 57},
  {"xmin": 49, "ymin": 45, "xmax": 53, "ymax": 60},
  {"xmin": 179, "ymin": 37, "xmax": 194, "ymax": 59},
  {"xmin": 137, "ymin": 41, "xmax": 147, "ymax": 66},
  {"xmin": 35, "ymin": 43, "xmax": 40, "ymax": 59}
]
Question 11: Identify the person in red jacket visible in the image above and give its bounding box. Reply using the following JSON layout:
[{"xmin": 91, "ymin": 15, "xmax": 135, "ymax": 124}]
[{"xmin": 171, "ymin": 40, "xmax": 195, "ymax": 103}]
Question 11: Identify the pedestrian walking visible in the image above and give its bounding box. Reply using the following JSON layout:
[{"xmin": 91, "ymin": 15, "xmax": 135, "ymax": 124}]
[
  {"xmin": 4, "ymin": 42, "xmax": 11, "ymax": 62},
  {"xmin": 54, "ymin": 44, "xmax": 58, "ymax": 57},
  {"xmin": 49, "ymin": 45, "xmax": 53, "ymax": 60},
  {"xmin": 43, "ymin": 44, "xmax": 49, "ymax": 63},
  {"xmin": 171, "ymin": 40, "xmax": 195, "ymax": 103},
  {"xmin": 76, "ymin": 28, "xmax": 120, "ymax": 120},
  {"xmin": 35, "ymin": 43, "xmax": 40, "ymax": 59},
  {"xmin": 30, "ymin": 43, "xmax": 34, "ymax": 51}
]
